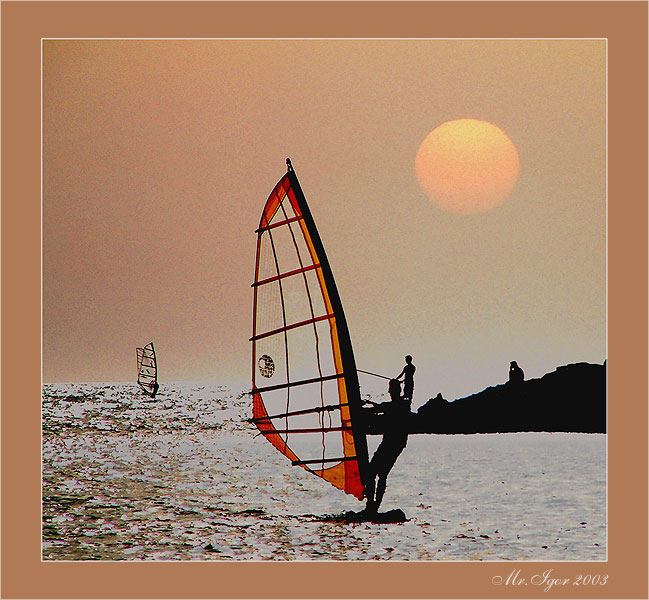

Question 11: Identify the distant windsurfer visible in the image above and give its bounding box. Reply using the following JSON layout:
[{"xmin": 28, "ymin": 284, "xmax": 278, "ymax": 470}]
[
  {"xmin": 397, "ymin": 355, "xmax": 416, "ymax": 403},
  {"xmin": 363, "ymin": 378, "xmax": 410, "ymax": 514}
]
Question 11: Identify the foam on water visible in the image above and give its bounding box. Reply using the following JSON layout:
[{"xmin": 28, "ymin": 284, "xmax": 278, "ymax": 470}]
[{"xmin": 42, "ymin": 382, "xmax": 606, "ymax": 561}]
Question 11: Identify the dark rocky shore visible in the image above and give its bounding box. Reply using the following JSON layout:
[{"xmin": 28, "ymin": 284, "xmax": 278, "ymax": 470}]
[{"xmin": 368, "ymin": 362, "xmax": 606, "ymax": 435}]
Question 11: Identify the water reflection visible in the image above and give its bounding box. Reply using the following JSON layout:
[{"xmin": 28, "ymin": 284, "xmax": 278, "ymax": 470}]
[{"xmin": 43, "ymin": 382, "xmax": 606, "ymax": 561}]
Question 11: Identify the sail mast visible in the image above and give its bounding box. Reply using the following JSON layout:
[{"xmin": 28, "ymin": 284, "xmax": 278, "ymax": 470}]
[{"xmin": 284, "ymin": 158, "xmax": 370, "ymax": 491}]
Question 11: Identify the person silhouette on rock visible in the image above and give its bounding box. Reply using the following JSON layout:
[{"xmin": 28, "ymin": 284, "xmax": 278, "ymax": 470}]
[{"xmin": 509, "ymin": 361, "xmax": 524, "ymax": 386}]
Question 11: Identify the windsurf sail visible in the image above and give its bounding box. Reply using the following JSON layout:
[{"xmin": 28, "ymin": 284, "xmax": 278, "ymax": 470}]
[
  {"xmin": 136, "ymin": 342, "xmax": 158, "ymax": 398},
  {"xmin": 250, "ymin": 159, "xmax": 369, "ymax": 500}
]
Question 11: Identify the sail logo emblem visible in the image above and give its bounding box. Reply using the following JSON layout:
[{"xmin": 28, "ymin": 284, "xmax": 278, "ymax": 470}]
[{"xmin": 258, "ymin": 355, "xmax": 275, "ymax": 378}]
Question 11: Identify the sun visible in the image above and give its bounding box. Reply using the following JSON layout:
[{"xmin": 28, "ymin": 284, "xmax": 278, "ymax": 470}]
[{"xmin": 415, "ymin": 119, "xmax": 520, "ymax": 215}]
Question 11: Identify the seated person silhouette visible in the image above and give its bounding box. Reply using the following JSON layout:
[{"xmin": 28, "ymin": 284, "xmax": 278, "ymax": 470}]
[
  {"xmin": 508, "ymin": 361, "xmax": 524, "ymax": 385},
  {"xmin": 363, "ymin": 378, "xmax": 410, "ymax": 514},
  {"xmin": 397, "ymin": 355, "xmax": 416, "ymax": 404}
]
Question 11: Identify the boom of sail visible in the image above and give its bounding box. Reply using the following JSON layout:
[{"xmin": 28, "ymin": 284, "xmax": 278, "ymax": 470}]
[
  {"xmin": 250, "ymin": 159, "xmax": 369, "ymax": 499},
  {"xmin": 136, "ymin": 342, "xmax": 158, "ymax": 398}
]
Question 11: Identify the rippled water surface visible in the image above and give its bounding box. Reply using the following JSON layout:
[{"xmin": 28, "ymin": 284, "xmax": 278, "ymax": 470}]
[{"xmin": 42, "ymin": 383, "xmax": 606, "ymax": 561}]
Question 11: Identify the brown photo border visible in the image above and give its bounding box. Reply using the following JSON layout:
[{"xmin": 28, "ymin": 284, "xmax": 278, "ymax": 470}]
[{"xmin": 2, "ymin": 1, "xmax": 647, "ymax": 598}]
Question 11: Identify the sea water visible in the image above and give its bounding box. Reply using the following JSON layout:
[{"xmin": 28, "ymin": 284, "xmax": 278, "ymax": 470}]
[{"xmin": 42, "ymin": 383, "xmax": 606, "ymax": 561}]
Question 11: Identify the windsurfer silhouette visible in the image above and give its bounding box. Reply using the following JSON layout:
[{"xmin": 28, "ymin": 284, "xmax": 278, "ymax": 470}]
[
  {"xmin": 363, "ymin": 378, "xmax": 410, "ymax": 514},
  {"xmin": 397, "ymin": 355, "xmax": 416, "ymax": 403}
]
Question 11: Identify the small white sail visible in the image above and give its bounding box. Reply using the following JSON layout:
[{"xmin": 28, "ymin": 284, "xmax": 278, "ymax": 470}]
[{"xmin": 136, "ymin": 342, "xmax": 158, "ymax": 398}]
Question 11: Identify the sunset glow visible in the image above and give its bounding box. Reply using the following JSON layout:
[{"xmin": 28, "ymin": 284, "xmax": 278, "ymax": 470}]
[
  {"xmin": 42, "ymin": 40, "xmax": 605, "ymax": 402},
  {"xmin": 415, "ymin": 119, "xmax": 520, "ymax": 214}
]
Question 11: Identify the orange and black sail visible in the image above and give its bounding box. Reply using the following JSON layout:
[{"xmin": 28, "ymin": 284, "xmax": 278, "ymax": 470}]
[{"xmin": 250, "ymin": 159, "xmax": 369, "ymax": 499}]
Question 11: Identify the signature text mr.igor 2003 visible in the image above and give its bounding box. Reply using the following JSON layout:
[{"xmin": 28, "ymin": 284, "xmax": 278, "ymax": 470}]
[{"xmin": 492, "ymin": 569, "xmax": 609, "ymax": 592}]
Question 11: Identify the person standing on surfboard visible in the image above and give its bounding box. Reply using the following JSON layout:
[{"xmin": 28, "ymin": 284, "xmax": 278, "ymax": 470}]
[
  {"xmin": 363, "ymin": 378, "xmax": 410, "ymax": 514},
  {"xmin": 397, "ymin": 355, "xmax": 416, "ymax": 404}
]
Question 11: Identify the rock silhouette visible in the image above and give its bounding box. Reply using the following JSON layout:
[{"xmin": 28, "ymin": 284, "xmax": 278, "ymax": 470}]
[{"xmin": 367, "ymin": 362, "xmax": 606, "ymax": 435}]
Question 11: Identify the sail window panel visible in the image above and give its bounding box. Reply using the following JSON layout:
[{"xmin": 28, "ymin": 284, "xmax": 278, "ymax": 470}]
[
  {"xmin": 253, "ymin": 313, "xmax": 339, "ymax": 387},
  {"xmin": 312, "ymin": 319, "xmax": 337, "ymax": 375},
  {"xmin": 286, "ymin": 430, "xmax": 344, "ymax": 464},
  {"xmin": 280, "ymin": 274, "xmax": 320, "ymax": 328},
  {"xmin": 267, "ymin": 225, "xmax": 314, "ymax": 276},
  {"xmin": 289, "ymin": 222, "xmax": 317, "ymax": 269},
  {"xmin": 258, "ymin": 379, "xmax": 342, "ymax": 423},
  {"xmin": 257, "ymin": 387, "xmax": 290, "ymax": 432},
  {"xmin": 293, "ymin": 378, "xmax": 341, "ymax": 415},
  {"xmin": 256, "ymin": 234, "xmax": 282, "ymax": 284},
  {"xmin": 139, "ymin": 352, "xmax": 156, "ymax": 379},
  {"xmin": 279, "ymin": 196, "xmax": 298, "ymax": 220},
  {"xmin": 254, "ymin": 280, "xmax": 285, "ymax": 338},
  {"xmin": 286, "ymin": 325, "xmax": 338, "ymax": 383},
  {"xmin": 285, "ymin": 393, "xmax": 345, "ymax": 457},
  {"xmin": 303, "ymin": 269, "xmax": 327, "ymax": 317},
  {"xmin": 287, "ymin": 406, "xmax": 343, "ymax": 430},
  {"xmin": 253, "ymin": 335, "xmax": 287, "ymax": 386}
]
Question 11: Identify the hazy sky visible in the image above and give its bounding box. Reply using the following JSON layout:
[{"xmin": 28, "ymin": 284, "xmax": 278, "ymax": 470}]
[{"xmin": 43, "ymin": 39, "xmax": 606, "ymax": 403}]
